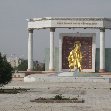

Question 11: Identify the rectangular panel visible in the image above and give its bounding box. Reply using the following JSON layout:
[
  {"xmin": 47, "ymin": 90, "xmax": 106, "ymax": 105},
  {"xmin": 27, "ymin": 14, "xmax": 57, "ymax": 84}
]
[
  {"xmin": 62, "ymin": 37, "xmax": 92, "ymax": 69},
  {"xmin": 59, "ymin": 33, "xmax": 96, "ymax": 72},
  {"xmin": 51, "ymin": 20, "xmax": 103, "ymax": 28}
]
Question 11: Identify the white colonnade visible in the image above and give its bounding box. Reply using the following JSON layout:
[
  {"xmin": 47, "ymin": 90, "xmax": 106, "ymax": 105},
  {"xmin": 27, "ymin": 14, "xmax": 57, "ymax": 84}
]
[
  {"xmin": 27, "ymin": 28, "xmax": 106, "ymax": 72},
  {"xmin": 27, "ymin": 17, "xmax": 111, "ymax": 72},
  {"xmin": 27, "ymin": 28, "xmax": 55, "ymax": 71}
]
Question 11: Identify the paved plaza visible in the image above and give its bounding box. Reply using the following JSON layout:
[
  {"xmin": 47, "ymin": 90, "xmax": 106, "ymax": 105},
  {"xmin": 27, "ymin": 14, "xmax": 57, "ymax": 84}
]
[{"xmin": 0, "ymin": 74, "xmax": 111, "ymax": 111}]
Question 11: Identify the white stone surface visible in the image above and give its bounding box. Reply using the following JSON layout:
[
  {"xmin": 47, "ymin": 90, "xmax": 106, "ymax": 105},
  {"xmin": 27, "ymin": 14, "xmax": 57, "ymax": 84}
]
[
  {"xmin": 27, "ymin": 17, "xmax": 111, "ymax": 29},
  {"xmin": 58, "ymin": 70, "xmax": 79, "ymax": 77},
  {"xmin": 24, "ymin": 74, "xmax": 110, "ymax": 83},
  {"xmin": 58, "ymin": 72, "xmax": 74, "ymax": 76}
]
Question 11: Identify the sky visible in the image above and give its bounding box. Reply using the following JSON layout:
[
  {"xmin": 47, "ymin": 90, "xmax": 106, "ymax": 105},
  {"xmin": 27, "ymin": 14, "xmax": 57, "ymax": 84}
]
[{"xmin": 0, "ymin": 0, "xmax": 111, "ymax": 62}]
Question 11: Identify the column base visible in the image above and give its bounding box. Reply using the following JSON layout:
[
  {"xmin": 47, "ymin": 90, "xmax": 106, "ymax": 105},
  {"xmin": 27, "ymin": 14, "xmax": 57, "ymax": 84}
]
[
  {"xmin": 27, "ymin": 69, "xmax": 33, "ymax": 71},
  {"xmin": 49, "ymin": 69, "xmax": 55, "ymax": 71},
  {"xmin": 99, "ymin": 69, "xmax": 105, "ymax": 73}
]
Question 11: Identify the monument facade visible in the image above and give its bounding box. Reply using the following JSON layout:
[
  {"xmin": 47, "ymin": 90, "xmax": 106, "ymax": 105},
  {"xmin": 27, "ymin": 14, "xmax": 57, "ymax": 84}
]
[{"xmin": 27, "ymin": 17, "xmax": 111, "ymax": 72}]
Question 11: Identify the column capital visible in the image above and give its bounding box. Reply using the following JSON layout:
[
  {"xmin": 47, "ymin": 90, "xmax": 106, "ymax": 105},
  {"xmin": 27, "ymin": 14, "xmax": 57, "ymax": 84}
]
[
  {"xmin": 50, "ymin": 28, "xmax": 55, "ymax": 32},
  {"xmin": 28, "ymin": 28, "xmax": 33, "ymax": 33},
  {"xmin": 100, "ymin": 28, "xmax": 105, "ymax": 32}
]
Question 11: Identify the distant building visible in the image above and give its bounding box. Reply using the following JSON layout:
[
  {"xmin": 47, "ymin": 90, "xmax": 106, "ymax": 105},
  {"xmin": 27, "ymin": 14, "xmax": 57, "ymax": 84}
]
[{"xmin": 7, "ymin": 57, "xmax": 21, "ymax": 68}]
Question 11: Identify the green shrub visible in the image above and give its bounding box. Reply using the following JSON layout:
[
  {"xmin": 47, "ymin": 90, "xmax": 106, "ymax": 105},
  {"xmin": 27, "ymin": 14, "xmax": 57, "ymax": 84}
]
[{"xmin": 0, "ymin": 53, "xmax": 13, "ymax": 86}]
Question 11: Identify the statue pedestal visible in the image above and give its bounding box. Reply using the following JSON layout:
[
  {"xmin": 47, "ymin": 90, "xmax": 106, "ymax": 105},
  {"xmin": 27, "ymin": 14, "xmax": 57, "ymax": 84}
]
[
  {"xmin": 58, "ymin": 72, "xmax": 74, "ymax": 77},
  {"xmin": 73, "ymin": 68, "xmax": 79, "ymax": 77},
  {"xmin": 58, "ymin": 69, "xmax": 79, "ymax": 77},
  {"xmin": 58, "ymin": 67, "xmax": 80, "ymax": 77}
]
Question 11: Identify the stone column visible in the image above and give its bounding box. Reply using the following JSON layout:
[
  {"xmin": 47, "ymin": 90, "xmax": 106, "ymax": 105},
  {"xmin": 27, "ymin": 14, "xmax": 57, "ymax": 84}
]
[
  {"xmin": 99, "ymin": 28, "xmax": 105, "ymax": 72},
  {"xmin": 27, "ymin": 29, "xmax": 33, "ymax": 71},
  {"xmin": 49, "ymin": 28, "xmax": 55, "ymax": 71}
]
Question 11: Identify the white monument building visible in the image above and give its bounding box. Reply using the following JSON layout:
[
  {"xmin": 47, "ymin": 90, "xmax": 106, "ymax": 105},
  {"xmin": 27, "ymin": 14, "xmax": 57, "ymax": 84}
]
[{"xmin": 27, "ymin": 17, "xmax": 111, "ymax": 72}]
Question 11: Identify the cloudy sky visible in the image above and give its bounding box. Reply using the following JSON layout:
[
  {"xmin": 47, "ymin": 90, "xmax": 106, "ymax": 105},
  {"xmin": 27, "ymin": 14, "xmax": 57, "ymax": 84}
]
[{"xmin": 0, "ymin": 0, "xmax": 111, "ymax": 62}]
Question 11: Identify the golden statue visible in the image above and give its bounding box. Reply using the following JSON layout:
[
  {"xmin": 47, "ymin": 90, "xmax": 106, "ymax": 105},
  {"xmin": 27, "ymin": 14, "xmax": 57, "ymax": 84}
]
[{"xmin": 68, "ymin": 41, "xmax": 82, "ymax": 72}]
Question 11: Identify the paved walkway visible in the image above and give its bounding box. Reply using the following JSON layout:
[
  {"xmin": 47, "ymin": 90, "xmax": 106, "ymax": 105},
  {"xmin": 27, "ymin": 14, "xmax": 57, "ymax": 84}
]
[{"xmin": 0, "ymin": 76, "xmax": 111, "ymax": 111}]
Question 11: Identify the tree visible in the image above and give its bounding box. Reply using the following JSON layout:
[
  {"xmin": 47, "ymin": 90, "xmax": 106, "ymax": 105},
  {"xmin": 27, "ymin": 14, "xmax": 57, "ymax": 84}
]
[
  {"xmin": 17, "ymin": 59, "xmax": 45, "ymax": 71},
  {"xmin": 17, "ymin": 59, "xmax": 28, "ymax": 71},
  {"xmin": 0, "ymin": 53, "xmax": 13, "ymax": 86}
]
